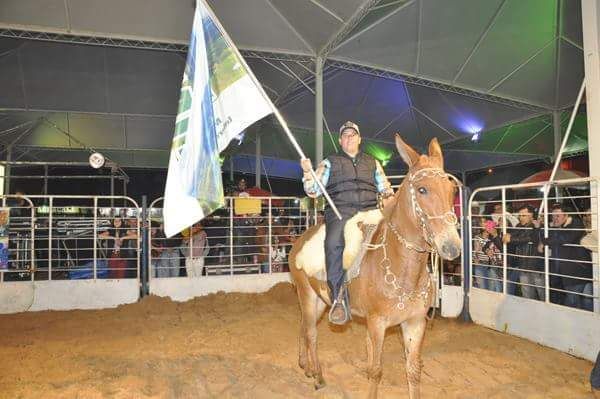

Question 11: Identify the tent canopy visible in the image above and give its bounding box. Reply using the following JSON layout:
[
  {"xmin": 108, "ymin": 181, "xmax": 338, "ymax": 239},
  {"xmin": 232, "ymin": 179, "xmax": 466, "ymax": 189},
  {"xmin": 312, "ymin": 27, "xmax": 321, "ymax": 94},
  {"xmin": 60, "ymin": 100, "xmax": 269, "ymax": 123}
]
[{"xmin": 0, "ymin": 0, "xmax": 586, "ymax": 176}]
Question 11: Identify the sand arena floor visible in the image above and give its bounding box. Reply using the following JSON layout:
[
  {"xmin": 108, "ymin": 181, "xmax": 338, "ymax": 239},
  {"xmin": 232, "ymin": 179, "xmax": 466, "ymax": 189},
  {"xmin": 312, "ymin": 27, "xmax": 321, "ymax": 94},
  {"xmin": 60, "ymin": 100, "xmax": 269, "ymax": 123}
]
[{"xmin": 0, "ymin": 283, "xmax": 594, "ymax": 398}]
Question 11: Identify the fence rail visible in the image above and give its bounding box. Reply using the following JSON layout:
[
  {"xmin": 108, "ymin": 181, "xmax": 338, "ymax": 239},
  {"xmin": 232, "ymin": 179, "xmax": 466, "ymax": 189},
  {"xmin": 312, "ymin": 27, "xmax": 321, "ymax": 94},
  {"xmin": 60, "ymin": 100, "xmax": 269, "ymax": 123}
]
[
  {"xmin": 469, "ymin": 177, "xmax": 600, "ymax": 313},
  {"xmin": 0, "ymin": 195, "xmax": 321, "ymax": 283},
  {"xmin": 148, "ymin": 196, "xmax": 312, "ymax": 279},
  {"xmin": 0, "ymin": 195, "xmax": 140, "ymax": 282}
]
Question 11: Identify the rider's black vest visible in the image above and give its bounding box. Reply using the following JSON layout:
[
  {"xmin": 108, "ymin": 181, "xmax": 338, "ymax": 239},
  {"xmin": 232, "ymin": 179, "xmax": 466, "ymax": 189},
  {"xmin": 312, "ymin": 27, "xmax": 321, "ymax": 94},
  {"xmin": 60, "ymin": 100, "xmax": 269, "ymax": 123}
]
[{"xmin": 326, "ymin": 152, "xmax": 378, "ymax": 211}]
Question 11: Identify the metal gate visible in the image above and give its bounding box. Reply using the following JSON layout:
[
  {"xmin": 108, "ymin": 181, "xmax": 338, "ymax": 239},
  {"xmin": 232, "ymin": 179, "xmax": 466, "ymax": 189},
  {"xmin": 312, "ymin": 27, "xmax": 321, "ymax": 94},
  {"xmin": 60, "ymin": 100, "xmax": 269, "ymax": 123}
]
[
  {"xmin": 0, "ymin": 195, "xmax": 140, "ymax": 313},
  {"xmin": 146, "ymin": 196, "xmax": 310, "ymax": 301},
  {"xmin": 468, "ymin": 177, "xmax": 600, "ymax": 360}
]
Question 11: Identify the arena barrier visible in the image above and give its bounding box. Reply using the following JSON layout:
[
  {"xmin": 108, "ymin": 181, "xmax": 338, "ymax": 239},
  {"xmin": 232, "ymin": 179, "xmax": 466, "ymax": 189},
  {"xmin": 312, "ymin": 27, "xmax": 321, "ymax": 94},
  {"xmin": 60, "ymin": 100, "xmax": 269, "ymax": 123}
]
[
  {"xmin": 468, "ymin": 177, "xmax": 600, "ymax": 361},
  {"xmin": 147, "ymin": 196, "xmax": 311, "ymax": 301},
  {"xmin": 0, "ymin": 195, "xmax": 140, "ymax": 313},
  {"xmin": 389, "ymin": 174, "xmax": 466, "ymax": 318}
]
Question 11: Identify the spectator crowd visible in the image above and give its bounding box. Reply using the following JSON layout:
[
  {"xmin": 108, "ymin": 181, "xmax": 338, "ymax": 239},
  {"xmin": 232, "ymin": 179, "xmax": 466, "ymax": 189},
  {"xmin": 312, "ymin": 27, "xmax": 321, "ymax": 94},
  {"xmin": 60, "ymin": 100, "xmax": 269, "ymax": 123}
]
[{"xmin": 471, "ymin": 200, "xmax": 594, "ymax": 311}]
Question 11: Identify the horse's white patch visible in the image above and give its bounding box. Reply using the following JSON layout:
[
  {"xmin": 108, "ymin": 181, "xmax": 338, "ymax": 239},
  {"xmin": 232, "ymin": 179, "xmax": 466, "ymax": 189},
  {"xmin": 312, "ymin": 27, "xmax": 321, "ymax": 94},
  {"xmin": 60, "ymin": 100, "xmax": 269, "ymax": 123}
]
[{"xmin": 295, "ymin": 209, "xmax": 383, "ymax": 278}]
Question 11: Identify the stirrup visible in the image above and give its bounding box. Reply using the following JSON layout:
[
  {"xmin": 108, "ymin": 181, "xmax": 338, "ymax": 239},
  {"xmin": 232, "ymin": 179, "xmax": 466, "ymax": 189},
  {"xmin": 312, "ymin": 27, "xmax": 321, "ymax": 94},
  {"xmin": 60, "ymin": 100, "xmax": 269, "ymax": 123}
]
[
  {"xmin": 328, "ymin": 284, "xmax": 352, "ymax": 325},
  {"xmin": 328, "ymin": 299, "xmax": 350, "ymax": 325}
]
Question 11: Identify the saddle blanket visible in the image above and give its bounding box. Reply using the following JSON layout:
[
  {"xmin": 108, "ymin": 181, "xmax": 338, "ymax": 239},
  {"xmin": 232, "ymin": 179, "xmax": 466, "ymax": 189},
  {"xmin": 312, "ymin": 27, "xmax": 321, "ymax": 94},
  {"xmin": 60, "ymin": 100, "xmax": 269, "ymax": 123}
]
[{"xmin": 294, "ymin": 209, "xmax": 383, "ymax": 281}]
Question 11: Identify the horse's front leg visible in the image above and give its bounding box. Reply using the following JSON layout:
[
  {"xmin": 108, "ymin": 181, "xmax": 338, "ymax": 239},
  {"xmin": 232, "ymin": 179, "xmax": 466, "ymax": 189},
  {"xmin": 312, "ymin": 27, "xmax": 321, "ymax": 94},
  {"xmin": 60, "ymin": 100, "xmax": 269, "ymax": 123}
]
[
  {"xmin": 400, "ymin": 317, "xmax": 427, "ymax": 399},
  {"xmin": 366, "ymin": 317, "xmax": 386, "ymax": 399}
]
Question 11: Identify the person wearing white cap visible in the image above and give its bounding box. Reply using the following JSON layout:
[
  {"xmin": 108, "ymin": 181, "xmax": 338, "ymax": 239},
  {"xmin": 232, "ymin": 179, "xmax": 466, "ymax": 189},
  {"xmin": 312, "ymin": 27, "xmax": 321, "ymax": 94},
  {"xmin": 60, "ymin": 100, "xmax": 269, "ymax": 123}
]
[{"xmin": 300, "ymin": 121, "xmax": 394, "ymax": 324}]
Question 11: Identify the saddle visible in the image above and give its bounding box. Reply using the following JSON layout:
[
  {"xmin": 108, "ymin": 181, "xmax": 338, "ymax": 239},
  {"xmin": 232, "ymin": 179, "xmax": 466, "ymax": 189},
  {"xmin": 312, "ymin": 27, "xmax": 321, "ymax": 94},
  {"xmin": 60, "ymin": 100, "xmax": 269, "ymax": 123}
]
[{"xmin": 294, "ymin": 209, "xmax": 383, "ymax": 282}]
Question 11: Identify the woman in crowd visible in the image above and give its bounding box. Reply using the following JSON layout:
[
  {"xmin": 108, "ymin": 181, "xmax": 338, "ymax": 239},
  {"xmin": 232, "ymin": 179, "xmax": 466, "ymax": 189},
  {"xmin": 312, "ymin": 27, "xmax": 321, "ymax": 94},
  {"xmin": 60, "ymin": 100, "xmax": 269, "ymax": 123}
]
[{"xmin": 99, "ymin": 217, "xmax": 135, "ymax": 279}]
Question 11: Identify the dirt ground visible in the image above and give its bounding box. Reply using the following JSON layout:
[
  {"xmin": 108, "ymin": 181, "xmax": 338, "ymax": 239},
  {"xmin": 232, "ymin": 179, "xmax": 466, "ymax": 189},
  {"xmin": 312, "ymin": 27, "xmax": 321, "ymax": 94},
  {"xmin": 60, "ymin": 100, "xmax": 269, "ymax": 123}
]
[{"xmin": 0, "ymin": 283, "xmax": 594, "ymax": 399}]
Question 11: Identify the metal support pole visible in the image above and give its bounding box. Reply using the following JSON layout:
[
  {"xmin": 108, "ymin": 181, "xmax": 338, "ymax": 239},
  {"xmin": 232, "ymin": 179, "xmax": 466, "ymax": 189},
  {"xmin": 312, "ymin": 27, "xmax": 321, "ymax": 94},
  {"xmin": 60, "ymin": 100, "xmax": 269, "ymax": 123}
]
[
  {"xmin": 5, "ymin": 145, "xmax": 12, "ymax": 195},
  {"xmin": 255, "ymin": 134, "xmax": 261, "ymax": 188},
  {"xmin": 540, "ymin": 82, "xmax": 585, "ymax": 217},
  {"xmin": 551, "ymin": 111, "xmax": 563, "ymax": 202},
  {"xmin": 551, "ymin": 83, "xmax": 585, "ymax": 183},
  {"xmin": 552, "ymin": 111, "xmax": 561, "ymax": 162},
  {"xmin": 141, "ymin": 195, "xmax": 149, "ymax": 296},
  {"xmin": 229, "ymin": 157, "xmax": 234, "ymax": 182},
  {"xmin": 229, "ymin": 198, "xmax": 234, "ymax": 276},
  {"xmin": 188, "ymin": 219, "xmax": 193, "ymax": 275},
  {"xmin": 501, "ymin": 188, "xmax": 507, "ymax": 294},
  {"xmin": 110, "ymin": 173, "xmax": 115, "ymax": 208},
  {"xmin": 582, "ymin": 0, "xmax": 600, "ymax": 313},
  {"xmin": 43, "ymin": 165, "xmax": 48, "ymax": 196},
  {"xmin": 543, "ymin": 184, "xmax": 550, "ymax": 304},
  {"xmin": 461, "ymin": 184, "xmax": 472, "ymax": 322},
  {"xmin": 595, "ymin": 181, "xmax": 600, "ymax": 313},
  {"xmin": 93, "ymin": 197, "xmax": 97, "ymax": 280},
  {"xmin": 268, "ymin": 199, "xmax": 272, "ymax": 274},
  {"xmin": 29, "ymin": 200, "xmax": 35, "ymax": 281},
  {"xmin": 315, "ymin": 56, "xmax": 324, "ymax": 165},
  {"xmin": 48, "ymin": 197, "xmax": 53, "ymax": 281}
]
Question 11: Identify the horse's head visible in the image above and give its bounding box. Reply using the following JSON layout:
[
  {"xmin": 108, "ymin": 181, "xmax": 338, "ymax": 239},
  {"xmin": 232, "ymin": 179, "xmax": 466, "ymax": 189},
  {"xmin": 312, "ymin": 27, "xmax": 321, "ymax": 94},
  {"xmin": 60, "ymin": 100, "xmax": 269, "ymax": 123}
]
[{"xmin": 393, "ymin": 134, "xmax": 462, "ymax": 260}]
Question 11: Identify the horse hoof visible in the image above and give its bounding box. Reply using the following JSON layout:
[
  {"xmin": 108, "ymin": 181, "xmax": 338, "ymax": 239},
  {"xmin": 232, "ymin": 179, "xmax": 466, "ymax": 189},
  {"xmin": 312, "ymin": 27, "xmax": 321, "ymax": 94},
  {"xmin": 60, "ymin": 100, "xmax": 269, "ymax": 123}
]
[
  {"xmin": 314, "ymin": 378, "xmax": 326, "ymax": 390},
  {"xmin": 314, "ymin": 382, "xmax": 326, "ymax": 390}
]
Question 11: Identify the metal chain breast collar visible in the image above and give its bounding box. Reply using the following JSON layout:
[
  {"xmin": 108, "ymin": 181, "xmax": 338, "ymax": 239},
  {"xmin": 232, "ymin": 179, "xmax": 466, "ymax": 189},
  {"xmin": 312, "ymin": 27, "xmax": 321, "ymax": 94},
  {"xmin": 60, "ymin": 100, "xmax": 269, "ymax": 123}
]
[
  {"xmin": 366, "ymin": 225, "xmax": 432, "ymax": 310},
  {"xmin": 363, "ymin": 167, "xmax": 459, "ymax": 311},
  {"xmin": 387, "ymin": 220, "xmax": 430, "ymax": 253}
]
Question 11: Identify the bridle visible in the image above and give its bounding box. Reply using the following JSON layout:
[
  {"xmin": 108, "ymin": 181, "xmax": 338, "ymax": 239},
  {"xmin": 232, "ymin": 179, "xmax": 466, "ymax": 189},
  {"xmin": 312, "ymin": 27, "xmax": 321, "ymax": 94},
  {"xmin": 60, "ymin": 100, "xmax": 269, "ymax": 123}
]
[{"xmin": 388, "ymin": 167, "xmax": 459, "ymax": 251}]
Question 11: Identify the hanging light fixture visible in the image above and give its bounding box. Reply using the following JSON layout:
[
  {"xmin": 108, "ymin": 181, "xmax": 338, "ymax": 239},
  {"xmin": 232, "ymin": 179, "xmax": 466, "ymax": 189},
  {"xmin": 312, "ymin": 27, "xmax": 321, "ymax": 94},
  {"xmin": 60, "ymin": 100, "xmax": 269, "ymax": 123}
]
[{"xmin": 89, "ymin": 152, "xmax": 105, "ymax": 169}]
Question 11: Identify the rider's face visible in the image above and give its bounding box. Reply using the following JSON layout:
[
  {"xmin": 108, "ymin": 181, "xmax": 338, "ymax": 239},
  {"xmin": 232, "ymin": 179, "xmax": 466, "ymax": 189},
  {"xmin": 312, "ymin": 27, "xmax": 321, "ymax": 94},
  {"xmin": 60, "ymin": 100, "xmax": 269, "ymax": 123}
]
[{"xmin": 339, "ymin": 129, "xmax": 361, "ymax": 155}]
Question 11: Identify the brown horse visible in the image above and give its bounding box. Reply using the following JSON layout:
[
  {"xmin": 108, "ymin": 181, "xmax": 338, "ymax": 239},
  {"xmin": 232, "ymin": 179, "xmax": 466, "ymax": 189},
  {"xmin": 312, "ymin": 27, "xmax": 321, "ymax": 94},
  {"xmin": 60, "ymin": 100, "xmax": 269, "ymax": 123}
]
[{"xmin": 289, "ymin": 135, "xmax": 462, "ymax": 399}]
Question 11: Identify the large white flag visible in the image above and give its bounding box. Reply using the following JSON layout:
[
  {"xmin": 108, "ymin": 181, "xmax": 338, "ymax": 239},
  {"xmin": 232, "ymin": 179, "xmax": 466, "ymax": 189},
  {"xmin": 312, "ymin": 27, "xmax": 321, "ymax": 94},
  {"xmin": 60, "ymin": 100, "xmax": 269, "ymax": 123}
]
[{"xmin": 163, "ymin": 1, "xmax": 273, "ymax": 237}]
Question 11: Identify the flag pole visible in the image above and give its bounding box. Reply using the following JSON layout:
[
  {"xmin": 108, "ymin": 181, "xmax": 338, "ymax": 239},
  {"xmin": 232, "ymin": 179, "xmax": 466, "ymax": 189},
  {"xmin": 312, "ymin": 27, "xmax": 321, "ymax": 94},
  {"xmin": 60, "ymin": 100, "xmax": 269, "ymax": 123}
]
[{"xmin": 198, "ymin": 0, "xmax": 342, "ymax": 220}]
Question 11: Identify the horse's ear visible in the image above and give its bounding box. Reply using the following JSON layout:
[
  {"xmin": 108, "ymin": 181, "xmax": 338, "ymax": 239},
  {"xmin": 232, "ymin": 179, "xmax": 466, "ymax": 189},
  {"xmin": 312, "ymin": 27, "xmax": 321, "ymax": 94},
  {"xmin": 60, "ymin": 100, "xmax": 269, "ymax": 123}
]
[
  {"xmin": 395, "ymin": 134, "xmax": 420, "ymax": 167},
  {"xmin": 428, "ymin": 138, "xmax": 444, "ymax": 168}
]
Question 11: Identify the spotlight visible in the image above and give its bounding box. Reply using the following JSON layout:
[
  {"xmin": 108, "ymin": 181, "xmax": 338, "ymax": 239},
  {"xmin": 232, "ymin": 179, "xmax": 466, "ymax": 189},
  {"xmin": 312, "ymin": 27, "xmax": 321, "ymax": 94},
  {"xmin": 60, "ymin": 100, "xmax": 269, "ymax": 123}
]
[
  {"xmin": 487, "ymin": 168, "xmax": 493, "ymax": 174},
  {"xmin": 471, "ymin": 132, "xmax": 480, "ymax": 142},
  {"xmin": 89, "ymin": 152, "xmax": 105, "ymax": 169}
]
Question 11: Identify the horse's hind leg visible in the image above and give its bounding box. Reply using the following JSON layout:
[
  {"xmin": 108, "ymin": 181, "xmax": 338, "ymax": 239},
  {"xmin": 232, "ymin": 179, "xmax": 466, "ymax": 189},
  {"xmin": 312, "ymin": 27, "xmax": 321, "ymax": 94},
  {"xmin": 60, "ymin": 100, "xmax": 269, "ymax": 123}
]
[
  {"xmin": 298, "ymin": 318, "xmax": 308, "ymax": 372},
  {"xmin": 400, "ymin": 317, "xmax": 427, "ymax": 399},
  {"xmin": 366, "ymin": 317, "xmax": 386, "ymax": 399},
  {"xmin": 296, "ymin": 280, "xmax": 326, "ymax": 389}
]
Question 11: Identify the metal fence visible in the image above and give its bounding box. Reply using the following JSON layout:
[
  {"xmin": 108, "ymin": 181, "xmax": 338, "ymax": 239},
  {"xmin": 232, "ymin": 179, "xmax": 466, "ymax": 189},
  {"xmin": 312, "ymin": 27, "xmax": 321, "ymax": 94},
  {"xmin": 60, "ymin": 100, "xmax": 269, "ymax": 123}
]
[
  {"xmin": 0, "ymin": 194, "xmax": 319, "ymax": 284},
  {"xmin": 469, "ymin": 177, "xmax": 600, "ymax": 313},
  {"xmin": 0, "ymin": 195, "xmax": 140, "ymax": 282},
  {"xmin": 148, "ymin": 196, "xmax": 312, "ymax": 278}
]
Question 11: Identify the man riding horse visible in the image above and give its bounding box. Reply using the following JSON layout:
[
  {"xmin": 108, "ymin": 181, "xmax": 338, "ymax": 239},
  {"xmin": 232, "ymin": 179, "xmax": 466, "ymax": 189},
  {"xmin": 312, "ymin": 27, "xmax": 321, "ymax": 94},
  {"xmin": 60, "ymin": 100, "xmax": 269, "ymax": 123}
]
[{"xmin": 301, "ymin": 121, "xmax": 394, "ymax": 325}]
